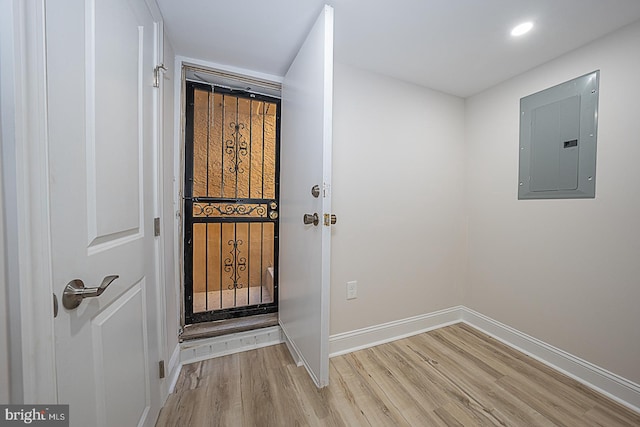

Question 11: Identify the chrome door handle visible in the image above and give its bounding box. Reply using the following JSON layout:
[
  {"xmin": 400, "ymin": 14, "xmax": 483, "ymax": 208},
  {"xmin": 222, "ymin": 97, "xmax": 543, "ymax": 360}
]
[
  {"xmin": 62, "ymin": 275, "xmax": 119, "ymax": 310},
  {"xmin": 303, "ymin": 213, "xmax": 319, "ymax": 226}
]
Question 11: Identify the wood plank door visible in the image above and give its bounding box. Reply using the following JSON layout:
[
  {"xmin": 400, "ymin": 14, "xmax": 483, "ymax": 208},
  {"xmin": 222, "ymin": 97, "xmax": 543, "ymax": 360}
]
[
  {"xmin": 46, "ymin": 0, "xmax": 161, "ymax": 425},
  {"xmin": 279, "ymin": 5, "xmax": 334, "ymax": 388}
]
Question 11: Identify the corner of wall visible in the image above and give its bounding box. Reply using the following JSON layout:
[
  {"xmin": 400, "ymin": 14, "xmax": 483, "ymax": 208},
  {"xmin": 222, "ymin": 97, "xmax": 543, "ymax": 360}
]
[{"xmin": 463, "ymin": 20, "xmax": 640, "ymax": 387}]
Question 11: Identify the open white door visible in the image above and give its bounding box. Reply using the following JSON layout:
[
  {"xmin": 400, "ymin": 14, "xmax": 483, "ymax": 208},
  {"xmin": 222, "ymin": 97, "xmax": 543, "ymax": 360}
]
[
  {"xmin": 46, "ymin": 0, "xmax": 161, "ymax": 425},
  {"xmin": 279, "ymin": 5, "xmax": 334, "ymax": 388}
]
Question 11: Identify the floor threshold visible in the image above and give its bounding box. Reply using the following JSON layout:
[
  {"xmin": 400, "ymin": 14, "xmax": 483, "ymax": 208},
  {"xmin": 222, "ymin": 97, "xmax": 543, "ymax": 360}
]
[{"xmin": 180, "ymin": 313, "xmax": 279, "ymax": 342}]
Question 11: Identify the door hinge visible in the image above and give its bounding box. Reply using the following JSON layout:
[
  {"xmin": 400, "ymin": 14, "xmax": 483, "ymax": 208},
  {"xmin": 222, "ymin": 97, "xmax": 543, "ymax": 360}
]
[
  {"xmin": 159, "ymin": 360, "xmax": 165, "ymax": 379},
  {"xmin": 154, "ymin": 217, "xmax": 161, "ymax": 237}
]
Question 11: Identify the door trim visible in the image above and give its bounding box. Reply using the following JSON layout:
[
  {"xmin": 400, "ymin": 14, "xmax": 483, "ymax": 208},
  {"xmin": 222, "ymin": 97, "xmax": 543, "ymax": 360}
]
[
  {"xmin": 171, "ymin": 56, "xmax": 284, "ymax": 328},
  {"xmin": 1, "ymin": 0, "xmax": 56, "ymax": 402}
]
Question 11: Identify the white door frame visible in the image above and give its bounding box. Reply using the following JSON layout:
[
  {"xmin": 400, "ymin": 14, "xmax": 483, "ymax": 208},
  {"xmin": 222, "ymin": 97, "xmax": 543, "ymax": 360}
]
[
  {"xmin": 1, "ymin": 0, "xmax": 57, "ymax": 403},
  {"xmin": 149, "ymin": 14, "xmax": 171, "ymax": 402},
  {"xmin": 1, "ymin": 0, "xmax": 167, "ymax": 404}
]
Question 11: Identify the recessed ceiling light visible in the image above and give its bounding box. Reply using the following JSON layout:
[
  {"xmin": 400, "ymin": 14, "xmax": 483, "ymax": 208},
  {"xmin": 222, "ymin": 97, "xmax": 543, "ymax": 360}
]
[{"xmin": 511, "ymin": 22, "xmax": 533, "ymax": 37}]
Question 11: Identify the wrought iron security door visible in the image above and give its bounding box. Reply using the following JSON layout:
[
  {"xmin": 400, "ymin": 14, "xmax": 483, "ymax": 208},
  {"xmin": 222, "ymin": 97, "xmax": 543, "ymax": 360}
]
[{"xmin": 184, "ymin": 81, "xmax": 280, "ymax": 324}]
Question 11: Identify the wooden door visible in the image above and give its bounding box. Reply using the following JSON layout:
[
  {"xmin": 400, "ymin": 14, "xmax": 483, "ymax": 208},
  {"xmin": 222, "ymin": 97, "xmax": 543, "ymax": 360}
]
[
  {"xmin": 279, "ymin": 5, "xmax": 334, "ymax": 387},
  {"xmin": 46, "ymin": 0, "xmax": 161, "ymax": 425}
]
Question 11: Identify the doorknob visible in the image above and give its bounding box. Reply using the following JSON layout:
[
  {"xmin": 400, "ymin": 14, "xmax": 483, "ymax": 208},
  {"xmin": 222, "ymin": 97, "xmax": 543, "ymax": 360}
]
[
  {"xmin": 62, "ymin": 275, "xmax": 119, "ymax": 310},
  {"xmin": 303, "ymin": 213, "xmax": 319, "ymax": 226}
]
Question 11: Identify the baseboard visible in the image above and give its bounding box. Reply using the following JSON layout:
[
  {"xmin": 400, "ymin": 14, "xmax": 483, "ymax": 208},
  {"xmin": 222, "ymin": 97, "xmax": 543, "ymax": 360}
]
[
  {"xmin": 328, "ymin": 306, "xmax": 463, "ymax": 357},
  {"xmin": 166, "ymin": 344, "xmax": 181, "ymax": 395},
  {"xmin": 279, "ymin": 322, "xmax": 303, "ymax": 367},
  {"xmin": 179, "ymin": 325, "xmax": 283, "ymax": 366},
  {"xmin": 461, "ymin": 307, "xmax": 640, "ymax": 414}
]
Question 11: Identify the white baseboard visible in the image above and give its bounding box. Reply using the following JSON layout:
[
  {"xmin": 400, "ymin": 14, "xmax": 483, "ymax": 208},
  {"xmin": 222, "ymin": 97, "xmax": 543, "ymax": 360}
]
[
  {"xmin": 166, "ymin": 344, "xmax": 181, "ymax": 395},
  {"xmin": 279, "ymin": 322, "xmax": 303, "ymax": 367},
  {"xmin": 461, "ymin": 307, "xmax": 640, "ymax": 414},
  {"xmin": 179, "ymin": 326, "xmax": 283, "ymax": 366},
  {"xmin": 329, "ymin": 306, "xmax": 463, "ymax": 357},
  {"xmin": 328, "ymin": 305, "xmax": 640, "ymax": 414}
]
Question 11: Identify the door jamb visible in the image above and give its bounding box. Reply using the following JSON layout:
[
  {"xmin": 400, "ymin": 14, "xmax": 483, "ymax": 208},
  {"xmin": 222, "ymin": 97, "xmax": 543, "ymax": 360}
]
[{"xmin": 1, "ymin": 0, "xmax": 57, "ymax": 403}]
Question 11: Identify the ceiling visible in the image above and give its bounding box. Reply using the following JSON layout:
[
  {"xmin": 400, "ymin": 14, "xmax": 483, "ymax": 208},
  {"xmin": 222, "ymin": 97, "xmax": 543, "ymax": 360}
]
[{"xmin": 156, "ymin": 0, "xmax": 640, "ymax": 98}]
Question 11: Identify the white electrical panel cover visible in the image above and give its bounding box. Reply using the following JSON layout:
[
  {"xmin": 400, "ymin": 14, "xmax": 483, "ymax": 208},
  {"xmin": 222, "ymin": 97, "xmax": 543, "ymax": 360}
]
[{"xmin": 518, "ymin": 71, "xmax": 599, "ymax": 199}]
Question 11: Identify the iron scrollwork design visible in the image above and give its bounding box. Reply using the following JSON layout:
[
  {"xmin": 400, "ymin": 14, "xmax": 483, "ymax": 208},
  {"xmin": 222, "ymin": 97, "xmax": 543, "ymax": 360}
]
[
  {"xmin": 193, "ymin": 202, "xmax": 267, "ymax": 217},
  {"xmin": 225, "ymin": 122, "xmax": 248, "ymax": 174},
  {"xmin": 224, "ymin": 239, "xmax": 247, "ymax": 290}
]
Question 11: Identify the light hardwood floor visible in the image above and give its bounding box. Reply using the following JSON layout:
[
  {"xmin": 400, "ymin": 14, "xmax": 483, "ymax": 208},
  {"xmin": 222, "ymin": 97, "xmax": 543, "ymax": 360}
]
[{"xmin": 156, "ymin": 323, "xmax": 640, "ymax": 426}]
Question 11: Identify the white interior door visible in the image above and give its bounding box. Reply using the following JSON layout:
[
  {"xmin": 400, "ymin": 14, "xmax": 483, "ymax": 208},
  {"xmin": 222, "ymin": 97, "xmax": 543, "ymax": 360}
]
[
  {"xmin": 279, "ymin": 5, "xmax": 334, "ymax": 388},
  {"xmin": 46, "ymin": 0, "xmax": 161, "ymax": 425}
]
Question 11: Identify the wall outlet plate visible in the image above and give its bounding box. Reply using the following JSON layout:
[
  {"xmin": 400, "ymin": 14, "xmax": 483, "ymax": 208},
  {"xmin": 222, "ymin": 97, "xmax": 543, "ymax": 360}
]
[{"xmin": 347, "ymin": 281, "xmax": 357, "ymax": 300}]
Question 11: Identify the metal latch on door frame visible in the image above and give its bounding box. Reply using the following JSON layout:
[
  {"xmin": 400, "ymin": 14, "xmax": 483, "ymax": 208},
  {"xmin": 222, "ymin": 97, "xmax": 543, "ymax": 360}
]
[
  {"xmin": 323, "ymin": 213, "xmax": 337, "ymax": 226},
  {"xmin": 154, "ymin": 217, "xmax": 161, "ymax": 236}
]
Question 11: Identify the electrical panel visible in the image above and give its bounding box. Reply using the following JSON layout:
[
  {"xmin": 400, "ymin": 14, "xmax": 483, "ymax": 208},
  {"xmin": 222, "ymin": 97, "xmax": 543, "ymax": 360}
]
[{"xmin": 518, "ymin": 71, "xmax": 599, "ymax": 199}]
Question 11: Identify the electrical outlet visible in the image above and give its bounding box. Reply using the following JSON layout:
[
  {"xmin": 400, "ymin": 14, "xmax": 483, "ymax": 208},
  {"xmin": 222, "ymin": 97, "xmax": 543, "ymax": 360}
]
[{"xmin": 347, "ymin": 281, "xmax": 357, "ymax": 300}]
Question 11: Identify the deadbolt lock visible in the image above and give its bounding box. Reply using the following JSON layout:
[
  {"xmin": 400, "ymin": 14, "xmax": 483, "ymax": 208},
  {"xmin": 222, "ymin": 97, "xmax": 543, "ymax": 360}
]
[
  {"xmin": 268, "ymin": 201, "xmax": 278, "ymax": 219},
  {"xmin": 311, "ymin": 185, "xmax": 320, "ymax": 198}
]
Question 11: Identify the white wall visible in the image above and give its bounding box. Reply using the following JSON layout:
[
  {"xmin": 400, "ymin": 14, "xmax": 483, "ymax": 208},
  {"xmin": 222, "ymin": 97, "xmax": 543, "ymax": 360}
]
[
  {"xmin": 330, "ymin": 62, "xmax": 466, "ymax": 335},
  {"xmin": 465, "ymin": 21, "xmax": 640, "ymax": 384}
]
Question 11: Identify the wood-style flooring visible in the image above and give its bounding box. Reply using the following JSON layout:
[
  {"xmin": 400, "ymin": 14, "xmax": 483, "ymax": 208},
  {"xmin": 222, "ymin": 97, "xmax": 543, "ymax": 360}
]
[{"xmin": 156, "ymin": 323, "xmax": 640, "ymax": 426}]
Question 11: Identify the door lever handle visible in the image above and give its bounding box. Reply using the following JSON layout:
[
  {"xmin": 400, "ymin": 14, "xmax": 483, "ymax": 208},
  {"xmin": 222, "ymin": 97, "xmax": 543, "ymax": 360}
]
[{"xmin": 62, "ymin": 275, "xmax": 119, "ymax": 310}]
